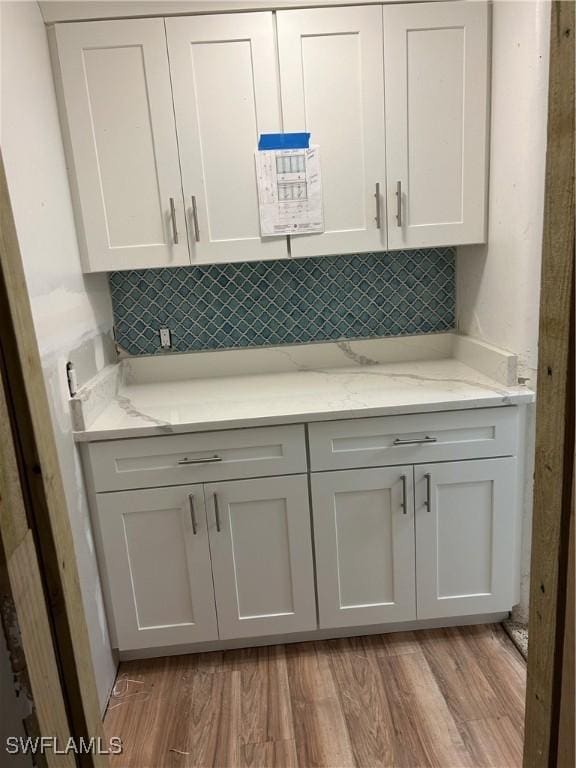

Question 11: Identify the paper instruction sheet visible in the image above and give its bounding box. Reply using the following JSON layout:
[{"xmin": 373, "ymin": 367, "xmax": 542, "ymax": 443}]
[{"xmin": 255, "ymin": 146, "xmax": 323, "ymax": 236}]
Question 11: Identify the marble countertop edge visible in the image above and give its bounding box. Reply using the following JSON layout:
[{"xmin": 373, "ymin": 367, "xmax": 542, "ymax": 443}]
[{"xmin": 73, "ymin": 389, "xmax": 534, "ymax": 443}]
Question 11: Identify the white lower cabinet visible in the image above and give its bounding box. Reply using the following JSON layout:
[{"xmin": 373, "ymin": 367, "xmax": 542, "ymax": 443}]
[
  {"xmin": 414, "ymin": 458, "xmax": 516, "ymax": 619},
  {"xmin": 95, "ymin": 474, "xmax": 317, "ymax": 651},
  {"xmin": 96, "ymin": 484, "xmax": 218, "ymax": 651},
  {"xmin": 205, "ymin": 475, "xmax": 317, "ymax": 640},
  {"xmin": 311, "ymin": 457, "xmax": 517, "ymax": 629},
  {"xmin": 311, "ymin": 466, "xmax": 416, "ymax": 628},
  {"xmin": 92, "ymin": 412, "xmax": 519, "ymax": 655}
]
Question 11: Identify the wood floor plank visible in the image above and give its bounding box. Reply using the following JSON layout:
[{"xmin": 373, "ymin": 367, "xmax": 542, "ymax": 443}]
[
  {"xmin": 106, "ymin": 657, "xmax": 173, "ymax": 768},
  {"xmin": 459, "ymin": 715, "xmax": 524, "ymax": 768},
  {"xmin": 164, "ymin": 665, "xmax": 231, "ymax": 767},
  {"xmin": 285, "ymin": 641, "xmax": 356, "ymax": 768},
  {"xmin": 227, "ymin": 645, "xmax": 295, "ymax": 746},
  {"xmin": 104, "ymin": 625, "xmax": 527, "ymax": 768},
  {"xmin": 374, "ymin": 652, "xmax": 434, "ymax": 767},
  {"xmin": 462, "ymin": 625, "xmax": 527, "ymax": 734},
  {"xmin": 326, "ymin": 636, "xmax": 396, "ymax": 767},
  {"xmin": 239, "ymin": 740, "xmax": 299, "ymax": 768},
  {"xmin": 362, "ymin": 630, "xmax": 420, "ymax": 657},
  {"xmin": 145, "ymin": 657, "xmax": 197, "ymax": 767},
  {"xmin": 212, "ymin": 666, "xmax": 241, "ymax": 768},
  {"xmin": 232, "ymin": 647, "xmax": 271, "ymax": 745},
  {"xmin": 378, "ymin": 651, "xmax": 473, "ymax": 768},
  {"xmin": 266, "ymin": 645, "xmax": 296, "ymax": 743},
  {"xmin": 419, "ymin": 627, "xmax": 506, "ymax": 724}
]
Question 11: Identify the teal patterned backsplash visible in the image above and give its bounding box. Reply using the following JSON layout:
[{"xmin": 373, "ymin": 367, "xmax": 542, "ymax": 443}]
[{"xmin": 109, "ymin": 248, "xmax": 455, "ymax": 355}]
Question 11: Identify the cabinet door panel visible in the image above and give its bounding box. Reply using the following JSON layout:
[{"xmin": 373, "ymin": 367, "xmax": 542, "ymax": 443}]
[
  {"xmin": 95, "ymin": 485, "xmax": 218, "ymax": 650},
  {"xmin": 415, "ymin": 458, "xmax": 516, "ymax": 619},
  {"xmin": 166, "ymin": 13, "xmax": 287, "ymax": 263},
  {"xmin": 52, "ymin": 19, "xmax": 189, "ymax": 271},
  {"xmin": 206, "ymin": 475, "xmax": 316, "ymax": 639},
  {"xmin": 384, "ymin": 1, "xmax": 489, "ymax": 248},
  {"xmin": 277, "ymin": 6, "xmax": 386, "ymax": 257},
  {"xmin": 311, "ymin": 467, "xmax": 416, "ymax": 628}
]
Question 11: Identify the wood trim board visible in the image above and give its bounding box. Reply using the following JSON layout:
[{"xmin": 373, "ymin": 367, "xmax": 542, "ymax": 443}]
[
  {"xmin": 557, "ymin": 474, "xmax": 575, "ymax": 767},
  {"xmin": 523, "ymin": 2, "xmax": 575, "ymax": 766},
  {"xmin": 0, "ymin": 358, "xmax": 74, "ymax": 768}
]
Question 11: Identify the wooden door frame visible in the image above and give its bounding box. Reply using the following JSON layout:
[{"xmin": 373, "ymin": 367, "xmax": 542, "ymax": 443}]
[
  {"xmin": 523, "ymin": 2, "xmax": 575, "ymax": 767},
  {"xmin": 0, "ymin": 148, "xmax": 107, "ymax": 766}
]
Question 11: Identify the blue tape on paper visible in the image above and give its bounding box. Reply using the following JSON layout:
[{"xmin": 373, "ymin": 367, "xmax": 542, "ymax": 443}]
[{"xmin": 258, "ymin": 132, "xmax": 310, "ymax": 150}]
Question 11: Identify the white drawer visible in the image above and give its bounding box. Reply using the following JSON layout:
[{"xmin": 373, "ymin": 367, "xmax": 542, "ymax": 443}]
[
  {"xmin": 87, "ymin": 425, "xmax": 307, "ymax": 492},
  {"xmin": 308, "ymin": 407, "xmax": 518, "ymax": 471}
]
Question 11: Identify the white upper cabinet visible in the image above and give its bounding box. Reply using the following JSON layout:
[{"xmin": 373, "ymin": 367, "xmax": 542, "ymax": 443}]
[
  {"xmin": 51, "ymin": 19, "xmax": 189, "ymax": 272},
  {"xmin": 166, "ymin": 13, "xmax": 287, "ymax": 264},
  {"xmin": 384, "ymin": 0, "xmax": 489, "ymax": 249},
  {"xmin": 277, "ymin": 6, "xmax": 387, "ymax": 258},
  {"xmin": 52, "ymin": 3, "xmax": 491, "ymax": 271}
]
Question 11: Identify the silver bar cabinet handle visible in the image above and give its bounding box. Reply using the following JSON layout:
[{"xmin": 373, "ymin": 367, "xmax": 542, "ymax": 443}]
[
  {"xmin": 396, "ymin": 181, "xmax": 402, "ymax": 227},
  {"xmin": 393, "ymin": 436, "xmax": 437, "ymax": 446},
  {"xmin": 424, "ymin": 473, "xmax": 431, "ymax": 510},
  {"xmin": 169, "ymin": 197, "xmax": 178, "ymax": 244},
  {"xmin": 374, "ymin": 182, "xmax": 381, "ymax": 229},
  {"xmin": 214, "ymin": 493, "xmax": 221, "ymax": 532},
  {"xmin": 188, "ymin": 494, "xmax": 197, "ymax": 535},
  {"xmin": 400, "ymin": 474, "xmax": 407, "ymax": 515},
  {"xmin": 178, "ymin": 455, "xmax": 223, "ymax": 466},
  {"xmin": 191, "ymin": 196, "xmax": 200, "ymax": 242}
]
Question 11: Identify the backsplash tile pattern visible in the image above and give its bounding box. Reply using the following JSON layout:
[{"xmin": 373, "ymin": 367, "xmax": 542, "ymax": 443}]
[{"xmin": 110, "ymin": 248, "xmax": 455, "ymax": 355}]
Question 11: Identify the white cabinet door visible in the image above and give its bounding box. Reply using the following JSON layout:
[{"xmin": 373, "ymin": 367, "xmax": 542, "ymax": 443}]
[
  {"xmin": 311, "ymin": 467, "xmax": 416, "ymax": 628},
  {"xmin": 166, "ymin": 13, "xmax": 287, "ymax": 264},
  {"xmin": 205, "ymin": 475, "xmax": 316, "ymax": 639},
  {"xmin": 384, "ymin": 1, "xmax": 489, "ymax": 248},
  {"xmin": 95, "ymin": 485, "xmax": 218, "ymax": 651},
  {"xmin": 415, "ymin": 458, "xmax": 516, "ymax": 619},
  {"xmin": 52, "ymin": 20, "xmax": 189, "ymax": 272},
  {"xmin": 277, "ymin": 6, "xmax": 387, "ymax": 257}
]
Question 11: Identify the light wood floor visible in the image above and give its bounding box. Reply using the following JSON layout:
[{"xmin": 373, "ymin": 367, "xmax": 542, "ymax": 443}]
[{"xmin": 104, "ymin": 624, "xmax": 526, "ymax": 768}]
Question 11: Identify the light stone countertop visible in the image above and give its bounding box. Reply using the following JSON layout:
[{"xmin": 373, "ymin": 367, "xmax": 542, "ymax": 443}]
[{"xmin": 72, "ymin": 335, "xmax": 534, "ymax": 442}]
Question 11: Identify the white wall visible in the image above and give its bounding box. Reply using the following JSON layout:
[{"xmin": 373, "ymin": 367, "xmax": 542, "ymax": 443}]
[
  {"xmin": 457, "ymin": 0, "xmax": 551, "ymax": 620},
  {"xmin": 0, "ymin": 0, "xmax": 117, "ymax": 710}
]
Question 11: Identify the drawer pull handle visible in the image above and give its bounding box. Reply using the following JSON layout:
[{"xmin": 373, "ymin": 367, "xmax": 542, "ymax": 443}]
[
  {"xmin": 178, "ymin": 455, "xmax": 223, "ymax": 465},
  {"xmin": 214, "ymin": 493, "xmax": 222, "ymax": 532},
  {"xmin": 424, "ymin": 473, "xmax": 432, "ymax": 511},
  {"xmin": 392, "ymin": 436, "xmax": 437, "ymax": 446},
  {"xmin": 400, "ymin": 474, "xmax": 407, "ymax": 514},
  {"xmin": 375, "ymin": 182, "xmax": 381, "ymax": 229},
  {"xmin": 188, "ymin": 494, "xmax": 197, "ymax": 535}
]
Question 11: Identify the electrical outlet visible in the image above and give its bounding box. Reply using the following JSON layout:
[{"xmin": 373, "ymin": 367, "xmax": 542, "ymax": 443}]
[{"xmin": 159, "ymin": 327, "xmax": 172, "ymax": 349}]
